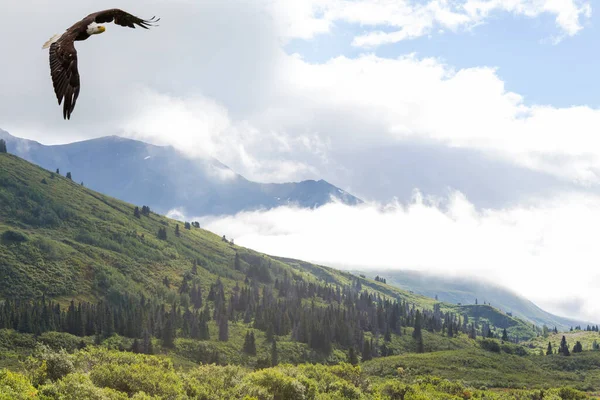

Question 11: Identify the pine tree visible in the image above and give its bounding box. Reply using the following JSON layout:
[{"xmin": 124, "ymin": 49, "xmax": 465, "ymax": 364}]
[
  {"xmin": 348, "ymin": 347, "xmax": 358, "ymax": 365},
  {"xmin": 573, "ymin": 341, "xmax": 583, "ymax": 353},
  {"xmin": 162, "ymin": 310, "xmax": 175, "ymax": 348},
  {"xmin": 362, "ymin": 340, "xmax": 372, "ymax": 361},
  {"xmin": 175, "ymin": 224, "xmax": 180, "ymax": 237},
  {"xmin": 502, "ymin": 328, "xmax": 509, "ymax": 342},
  {"xmin": 384, "ymin": 326, "xmax": 392, "ymax": 342},
  {"xmin": 143, "ymin": 329, "xmax": 153, "ymax": 354},
  {"xmin": 66, "ymin": 172, "xmax": 72, "ymax": 180},
  {"xmin": 546, "ymin": 342, "xmax": 553, "ymax": 355},
  {"xmin": 131, "ymin": 338, "xmax": 141, "ymax": 353},
  {"xmin": 0, "ymin": 139, "xmax": 7, "ymax": 153},
  {"xmin": 134, "ymin": 207, "xmax": 141, "ymax": 218},
  {"xmin": 413, "ymin": 310, "xmax": 424, "ymax": 353},
  {"xmin": 271, "ymin": 340, "xmax": 279, "ymax": 366},
  {"xmin": 559, "ymin": 336, "xmax": 570, "ymax": 356},
  {"xmin": 243, "ymin": 331, "xmax": 257, "ymax": 355},
  {"xmin": 218, "ymin": 315, "xmax": 229, "ymax": 341}
]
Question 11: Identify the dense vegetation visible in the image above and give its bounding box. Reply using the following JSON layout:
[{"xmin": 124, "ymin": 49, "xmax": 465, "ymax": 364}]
[
  {"xmin": 2, "ymin": 152, "xmax": 600, "ymax": 398},
  {"xmin": 0, "ymin": 343, "xmax": 596, "ymax": 399}
]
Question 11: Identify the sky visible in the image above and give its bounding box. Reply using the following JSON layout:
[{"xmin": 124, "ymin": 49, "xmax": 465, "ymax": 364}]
[{"xmin": 1, "ymin": 0, "xmax": 600, "ymax": 322}]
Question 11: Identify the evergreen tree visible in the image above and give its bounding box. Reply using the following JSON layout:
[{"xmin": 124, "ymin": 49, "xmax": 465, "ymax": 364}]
[
  {"xmin": 559, "ymin": 336, "xmax": 570, "ymax": 356},
  {"xmin": 218, "ymin": 315, "xmax": 229, "ymax": 342},
  {"xmin": 143, "ymin": 329, "xmax": 154, "ymax": 354},
  {"xmin": 175, "ymin": 224, "xmax": 180, "ymax": 237},
  {"xmin": 413, "ymin": 310, "xmax": 424, "ymax": 353},
  {"xmin": 384, "ymin": 328, "xmax": 392, "ymax": 342},
  {"xmin": 546, "ymin": 342, "xmax": 553, "ymax": 355},
  {"xmin": 573, "ymin": 341, "xmax": 583, "ymax": 353},
  {"xmin": 502, "ymin": 328, "xmax": 509, "ymax": 342},
  {"xmin": 271, "ymin": 340, "xmax": 279, "ymax": 366},
  {"xmin": 0, "ymin": 139, "xmax": 7, "ymax": 153},
  {"xmin": 134, "ymin": 207, "xmax": 141, "ymax": 218},
  {"xmin": 131, "ymin": 338, "xmax": 141, "ymax": 354},
  {"xmin": 184, "ymin": 222, "xmax": 191, "ymax": 230},
  {"xmin": 66, "ymin": 172, "xmax": 72, "ymax": 180},
  {"xmin": 243, "ymin": 331, "xmax": 257, "ymax": 355},
  {"xmin": 348, "ymin": 347, "xmax": 358, "ymax": 365},
  {"xmin": 162, "ymin": 310, "xmax": 176, "ymax": 348},
  {"xmin": 56, "ymin": 168, "xmax": 60, "ymax": 174},
  {"xmin": 361, "ymin": 340, "xmax": 372, "ymax": 361}
]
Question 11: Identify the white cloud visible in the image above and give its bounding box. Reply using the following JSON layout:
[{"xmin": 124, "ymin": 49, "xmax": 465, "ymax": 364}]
[
  {"xmin": 198, "ymin": 190, "xmax": 600, "ymax": 323},
  {"xmin": 272, "ymin": 0, "xmax": 593, "ymax": 47}
]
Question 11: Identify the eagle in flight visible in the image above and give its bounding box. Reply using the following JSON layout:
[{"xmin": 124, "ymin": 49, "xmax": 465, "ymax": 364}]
[{"xmin": 42, "ymin": 9, "xmax": 159, "ymax": 120}]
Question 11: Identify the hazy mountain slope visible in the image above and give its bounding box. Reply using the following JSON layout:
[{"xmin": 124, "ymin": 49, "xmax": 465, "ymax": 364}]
[
  {"xmin": 0, "ymin": 130, "xmax": 361, "ymax": 217},
  {"xmin": 0, "ymin": 152, "xmax": 536, "ymax": 340},
  {"xmin": 357, "ymin": 269, "xmax": 594, "ymax": 331}
]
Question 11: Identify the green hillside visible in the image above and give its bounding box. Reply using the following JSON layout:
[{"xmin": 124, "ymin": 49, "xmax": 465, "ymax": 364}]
[
  {"xmin": 359, "ymin": 269, "xmax": 594, "ymax": 331},
  {"xmin": 2, "ymin": 152, "xmax": 600, "ymax": 398},
  {"xmin": 0, "ymin": 152, "xmax": 535, "ymax": 339}
]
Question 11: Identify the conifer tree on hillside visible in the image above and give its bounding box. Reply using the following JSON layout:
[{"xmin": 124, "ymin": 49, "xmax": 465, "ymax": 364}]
[
  {"xmin": 243, "ymin": 331, "xmax": 257, "ymax": 355},
  {"xmin": 362, "ymin": 340, "xmax": 372, "ymax": 361},
  {"xmin": 219, "ymin": 315, "xmax": 229, "ymax": 342},
  {"xmin": 0, "ymin": 139, "xmax": 7, "ymax": 153},
  {"xmin": 271, "ymin": 340, "xmax": 279, "ymax": 366},
  {"xmin": 158, "ymin": 227, "xmax": 167, "ymax": 240},
  {"xmin": 546, "ymin": 342, "xmax": 553, "ymax": 355},
  {"xmin": 348, "ymin": 347, "xmax": 358, "ymax": 365},
  {"xmin": 175, "ymin": 224, "xmax": 180, "ymax": 237},
  {"xmin": 573, "ymin": 341, "xmax": 583, "ymax": 353},
  {"xmin": 134, "ymin": 207, "xmax": 141, "ymax": 218},
  {"xmin": 502, "ymin": 328, "xmax": 509, "ymax": 342},
  {"xmin": 559, "ymin": 336, "xmax": 570, "ymax": 356},
  {"xmin": 66, "ymin": 172, "xmax": 72, "ymax": 180}
]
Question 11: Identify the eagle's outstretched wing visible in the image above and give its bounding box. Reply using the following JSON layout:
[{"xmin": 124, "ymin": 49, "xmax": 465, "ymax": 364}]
[
  {"xmin": 49, "ymin": 36, "xmax": 80, "ymax": 120},
  {"xmin": 88, "ymin": 9, "xmax": 160, "ymax": 29}
]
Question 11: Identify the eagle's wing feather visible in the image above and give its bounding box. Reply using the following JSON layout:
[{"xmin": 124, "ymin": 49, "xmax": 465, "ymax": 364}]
[
  {"xmin": 49, "ymin": 35, "xmax": 80, "ymax": 120},
  {"xmin": 88, "ymin": 9, "xmax": 160, "ymax": 29}
]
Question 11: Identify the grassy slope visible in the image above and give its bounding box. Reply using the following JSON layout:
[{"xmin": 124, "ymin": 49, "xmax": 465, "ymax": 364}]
[
  {"xmin": 362, "ymin": 348, "xmax": 600, "ymax": 391},
  {"xmin": 528, "ymin": 330, "xmax": 600, "ymax": 353},
  {"xmin": 0, "ymin": 152, "xmax": 536, "ymax": 340},
  {"xmin": 0, "ymin": 152, "xmax": 322, "ymax": 303},
  {"xmin": 361, "ymin": 269, "xmax": 592, "ymax": 331}
]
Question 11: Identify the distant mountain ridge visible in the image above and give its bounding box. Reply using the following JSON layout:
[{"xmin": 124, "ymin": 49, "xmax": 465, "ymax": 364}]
[
  {"xmin": 0, "ymin": 129, "xmax": 361, "ymax": 216},
  {"xmin": 356, "ymin": 269, "xmax": 596, "ymax": 331}
]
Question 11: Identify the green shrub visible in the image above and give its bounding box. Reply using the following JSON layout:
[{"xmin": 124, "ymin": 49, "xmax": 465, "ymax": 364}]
[{"xmin": 1, "ymin": 230, "xmax": 28, "ymax": 245}]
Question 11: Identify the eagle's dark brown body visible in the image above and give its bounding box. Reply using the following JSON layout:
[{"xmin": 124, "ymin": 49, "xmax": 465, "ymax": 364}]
[{"xmin": 45, "ymin": 9, "xmax": 159, "ymax": 120}]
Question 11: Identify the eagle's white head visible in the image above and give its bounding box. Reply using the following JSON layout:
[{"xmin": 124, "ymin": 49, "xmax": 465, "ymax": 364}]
[{"xmin": 86, "ymin": 22, "xmax": 106, "ymax": 36}]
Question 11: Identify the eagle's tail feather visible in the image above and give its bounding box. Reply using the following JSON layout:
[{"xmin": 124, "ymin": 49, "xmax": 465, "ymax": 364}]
[{"xmin": 42, "ymin": 33, "xmax": 62, "ymax": 49}]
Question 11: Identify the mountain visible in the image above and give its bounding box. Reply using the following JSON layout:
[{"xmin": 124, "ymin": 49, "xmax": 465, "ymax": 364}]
[
  {"xmin": 0, "ymin": 151, "xmax": 537, "ymax": 340},
  {"xmin": 356, "ymin": 269, "xmax": 595, "ymax": 331},
  {"xmin": 0, "ymin": 129, "xmax": 361, "ymax": 217}
]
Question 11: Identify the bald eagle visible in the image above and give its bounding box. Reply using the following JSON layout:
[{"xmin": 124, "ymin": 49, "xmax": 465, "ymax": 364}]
[{"xmin": 42, "ymin": 9, "xmax": 159, "ymax": 120}]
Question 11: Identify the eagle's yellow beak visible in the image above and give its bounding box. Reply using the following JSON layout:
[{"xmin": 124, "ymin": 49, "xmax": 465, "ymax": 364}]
[{"xmin": 98, "ymin": 26, "xmax": 106, "ymax": 33}]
